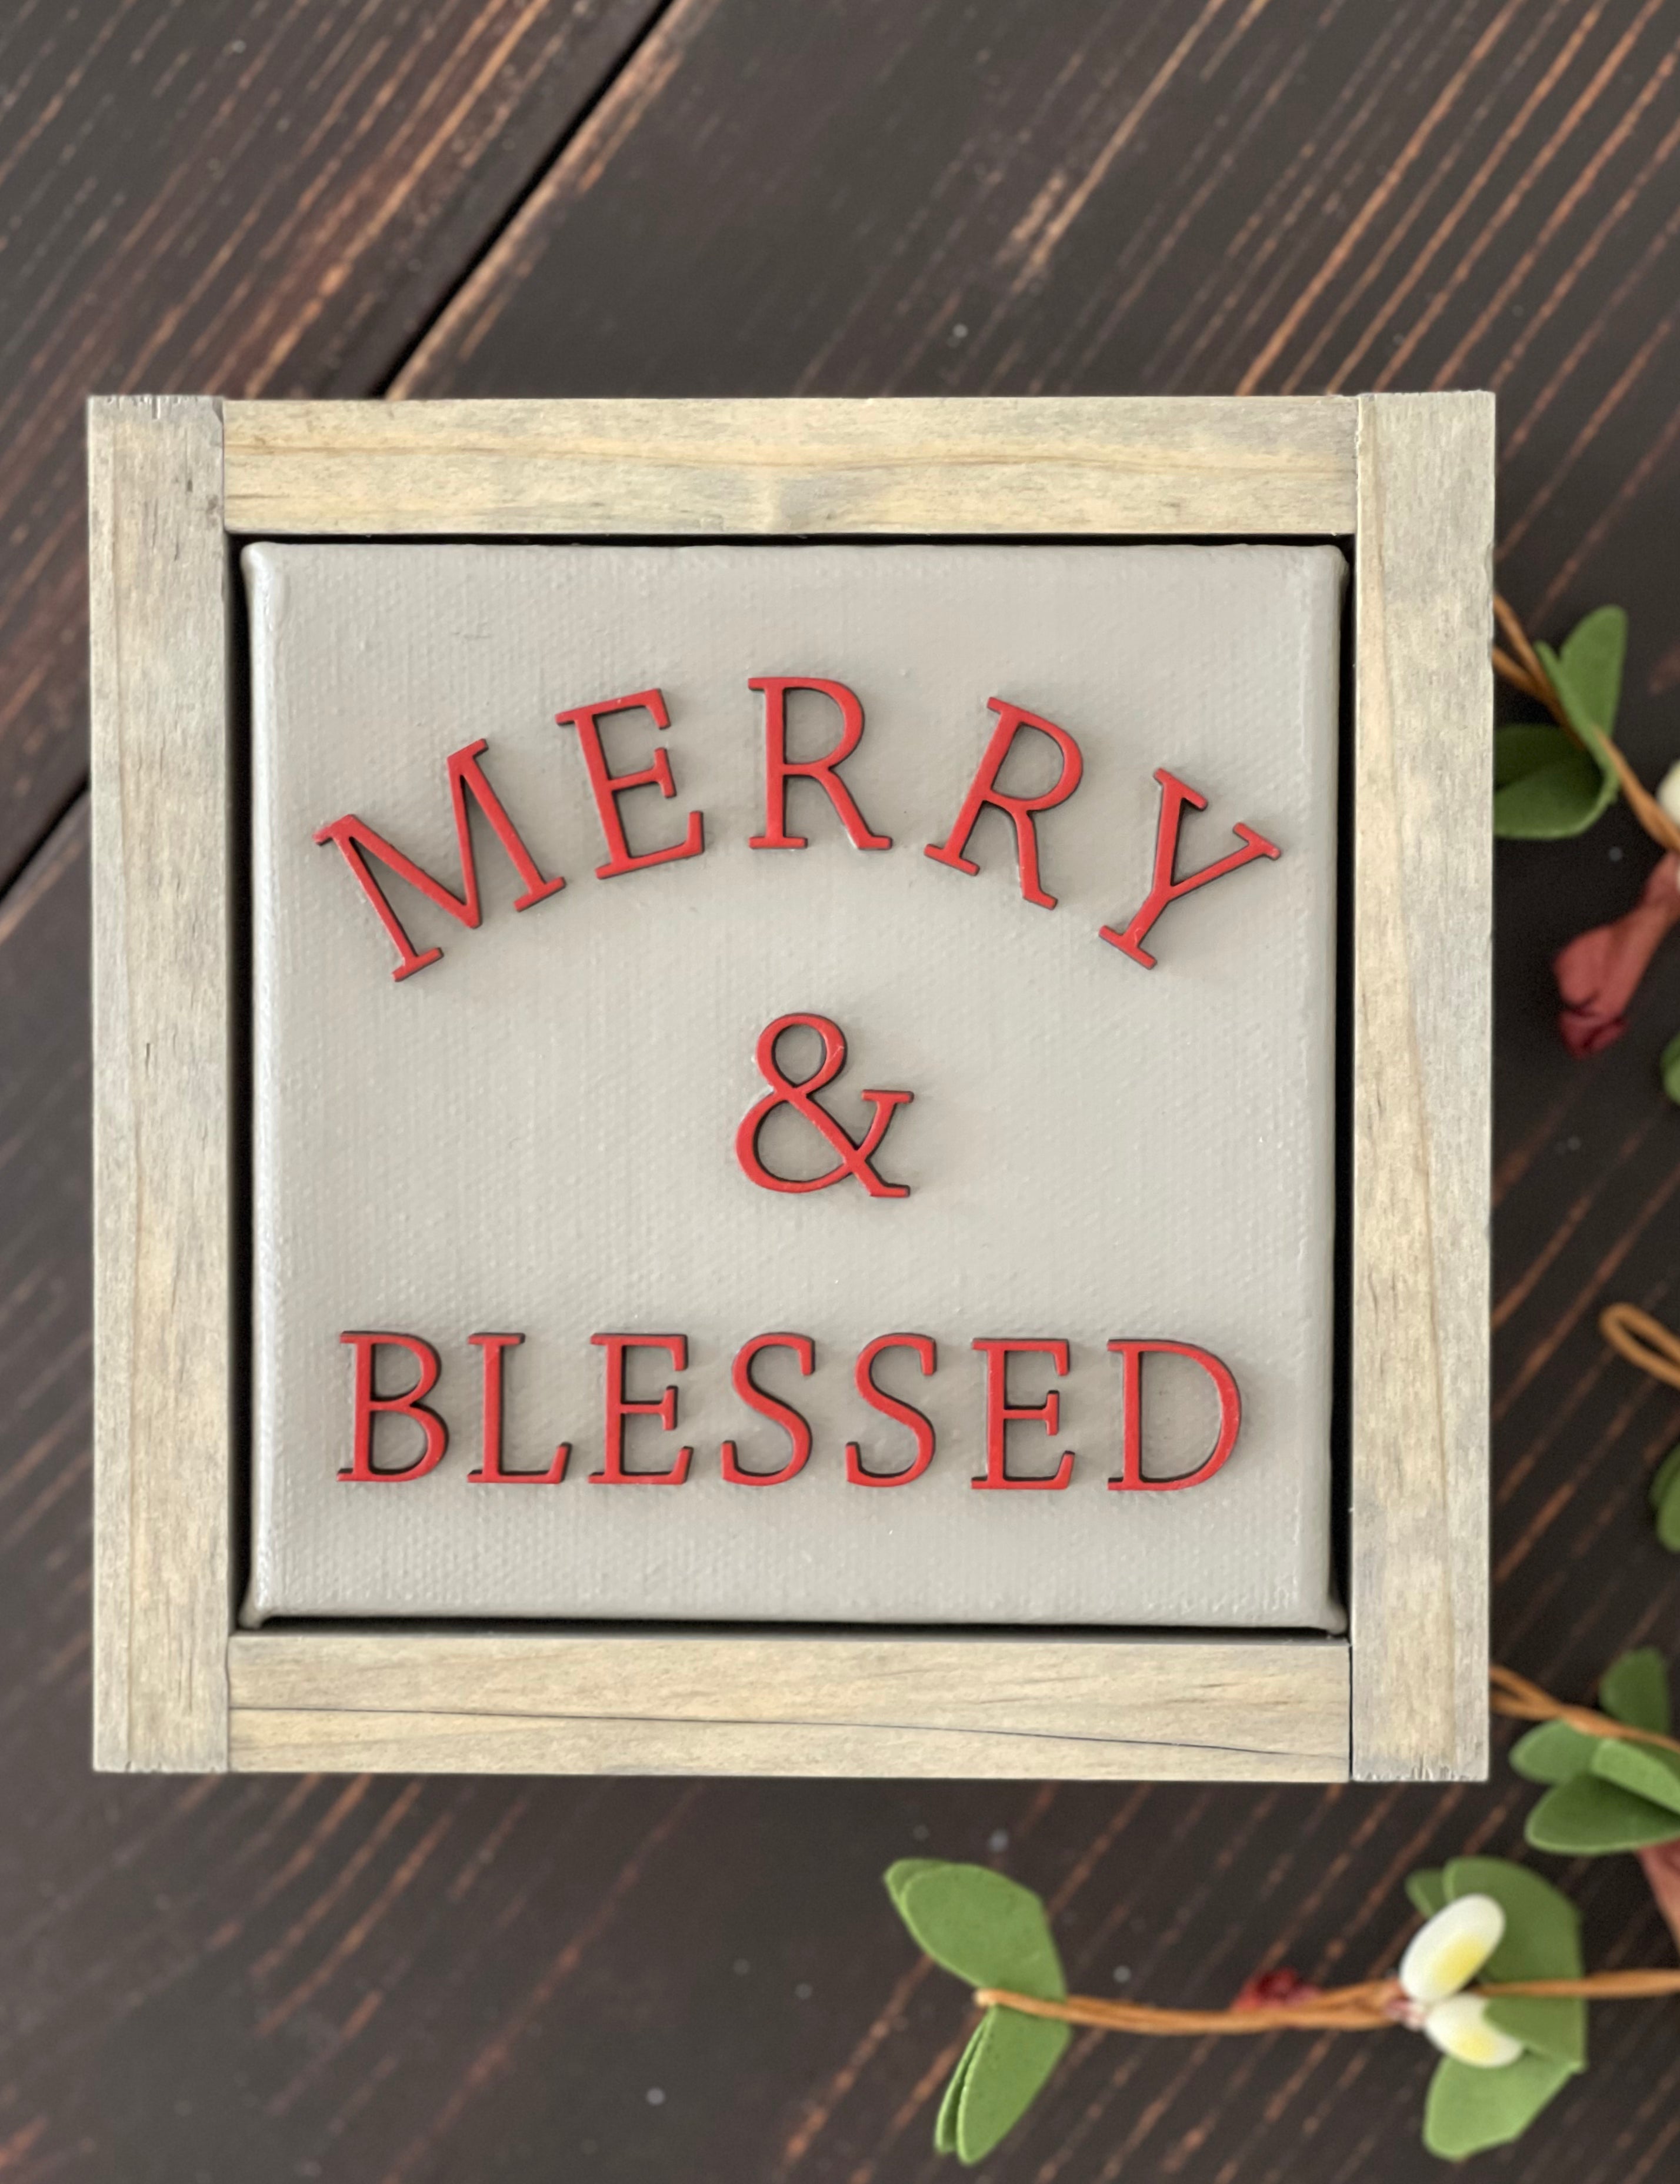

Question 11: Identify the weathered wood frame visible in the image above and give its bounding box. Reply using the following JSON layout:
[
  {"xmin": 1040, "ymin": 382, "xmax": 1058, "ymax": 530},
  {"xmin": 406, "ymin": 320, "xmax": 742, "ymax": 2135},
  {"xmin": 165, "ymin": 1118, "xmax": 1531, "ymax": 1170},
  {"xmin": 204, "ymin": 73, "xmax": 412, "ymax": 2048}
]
[{"xmin": 90, "ymin": 393, "xmax": 1492, "ymax": 1782}]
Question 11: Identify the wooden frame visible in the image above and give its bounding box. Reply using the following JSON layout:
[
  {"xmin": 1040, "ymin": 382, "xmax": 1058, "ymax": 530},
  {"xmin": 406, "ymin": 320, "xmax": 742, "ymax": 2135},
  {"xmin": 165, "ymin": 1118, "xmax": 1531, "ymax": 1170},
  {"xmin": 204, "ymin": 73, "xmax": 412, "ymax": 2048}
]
[{"xmin": 90, "ymin": 394, "xmax": 1492, "ymax": 1782}]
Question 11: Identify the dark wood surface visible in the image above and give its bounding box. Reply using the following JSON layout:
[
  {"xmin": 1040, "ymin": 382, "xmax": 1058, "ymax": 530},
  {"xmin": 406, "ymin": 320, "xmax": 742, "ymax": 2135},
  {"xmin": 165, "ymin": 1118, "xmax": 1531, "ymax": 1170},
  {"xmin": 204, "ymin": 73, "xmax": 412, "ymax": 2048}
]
[
  {"xmin": 0, "ymin": 0, "xmax": 663, "ymax": 893},
  {"xmin": 5, "ymin": 3, "xmax": 1680, "ymax": 2178}
]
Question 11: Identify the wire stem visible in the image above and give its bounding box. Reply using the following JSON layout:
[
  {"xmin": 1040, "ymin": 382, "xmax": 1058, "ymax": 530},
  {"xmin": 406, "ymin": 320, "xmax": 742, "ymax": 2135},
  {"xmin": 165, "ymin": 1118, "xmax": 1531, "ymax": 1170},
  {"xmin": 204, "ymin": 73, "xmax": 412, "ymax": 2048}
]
[
  {"xmin": 1489, "ymin": 1663, "xmax": 1680, "ymax": 1755},
  {"xmin": 1599, "ymin": 1303, "xmax": 1680, "ymax": 1394},
  {"xmin": 971, "ymin": 1968, "xmax": 1680, "ymax": 2036}
]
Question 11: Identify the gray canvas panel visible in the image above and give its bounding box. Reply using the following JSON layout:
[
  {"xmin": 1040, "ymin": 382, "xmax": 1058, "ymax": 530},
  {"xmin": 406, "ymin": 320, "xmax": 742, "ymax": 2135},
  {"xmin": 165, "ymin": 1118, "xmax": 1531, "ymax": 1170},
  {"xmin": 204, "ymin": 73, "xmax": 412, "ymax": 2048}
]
[{"xmin": 245, "ymin": 541, "xmax": 1345, "ymax": 1628}]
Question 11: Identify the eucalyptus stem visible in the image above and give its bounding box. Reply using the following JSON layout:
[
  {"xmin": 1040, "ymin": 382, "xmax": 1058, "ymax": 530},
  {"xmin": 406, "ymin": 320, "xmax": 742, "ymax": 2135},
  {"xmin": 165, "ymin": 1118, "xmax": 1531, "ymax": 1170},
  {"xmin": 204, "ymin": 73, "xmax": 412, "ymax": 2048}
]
[
  {"xmin": 1489, "ymin": 1663, "xmax": 1680, "ymax": 1756},
  {"xmin": 1599, "ymin": 1302, "xmax": 1680, "ymax": 1394},
  {"xmin": 972, "ymin": 1967, "xmax": 1680, "ymax": 2037}
]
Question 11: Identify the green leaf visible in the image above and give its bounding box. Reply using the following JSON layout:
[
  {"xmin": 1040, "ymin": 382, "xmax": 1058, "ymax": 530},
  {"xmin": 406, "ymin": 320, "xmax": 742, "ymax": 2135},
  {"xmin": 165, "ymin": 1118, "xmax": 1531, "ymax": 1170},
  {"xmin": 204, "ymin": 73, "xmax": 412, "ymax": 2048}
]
[
  {"xmin": 1600, "ymin": 1648, "xmax": 1670, "ymax": 1734},
  {"xmin": 885, "ymin": 1859, "xmax": 949, "ymax": 1917},
  {"xmin": 1525, "ymin": 1771, "xmax": 1680, "ymax": 1853},
  {"xmin": 889, "ymin": 1862, "xmax": 1066, "ymax": 1999},
  {"xmin": 1442, "ymin": 1859, "xmax": 1581, "ymax": 1980},
  {"xmin": 1482, "ymin": 1993, "xmax": 1585, "ymax": 2066},
  {"xmin": 1656, "ymin": 1467, "xmax": 1680, "ymax": 1553},
  {"xmin": 1558, "ymin": 606, "xmax": 1627, "ymax": 735},
  {"xmin": 1493, "ymin": 723, "xmax": 1618, "ymax": 838},
  {"xmin": 935, "ymin": 2019, "xmax": 987, "ymax": 2155},
  {"xmin": 1443, "ymin": 1859, "xmax": 1584, "ymax": 2079},
  {"xmin": 1536, "ymin": 639, "xmax": 1622, "ymax": 781},
  {"xmin": 1511, "ymin": 1719, "xmax": 1598, "ymax": 1785},
  {"xmin": 953, "ymin": 2006, "xmax": 1070, "ymax": 2166},
  {"xmin": 1589, "ymin": 1736, "xmax": 1680, "ymax": 1819},
  {"xmin": 1649, "ymin": 1444, "xmax": 1680, "ymax": 1516},
  {"xmin": 1422, "ymin": 2051, "xmax": 1578, "ymax": 2159},
  {"xmin": 1661, "ymin": 1032, "xmax": 1680, "ymax": 1107},
  {"xmin": 1406, "ymin": 1868, "xmax": 1448, "ymax": 1919}
]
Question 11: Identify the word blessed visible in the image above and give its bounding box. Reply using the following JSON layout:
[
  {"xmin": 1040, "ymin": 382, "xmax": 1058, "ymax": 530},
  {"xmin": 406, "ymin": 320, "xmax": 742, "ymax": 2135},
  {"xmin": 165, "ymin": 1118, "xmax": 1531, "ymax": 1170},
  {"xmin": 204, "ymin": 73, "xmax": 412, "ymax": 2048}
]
[
  {"xmin": 338, "ymin": 1330, "xmax": 1243, "ymax": 1490},
  {"xmin": 315, "ymin": 680, "xmax": 1281, "ymax": 982}
]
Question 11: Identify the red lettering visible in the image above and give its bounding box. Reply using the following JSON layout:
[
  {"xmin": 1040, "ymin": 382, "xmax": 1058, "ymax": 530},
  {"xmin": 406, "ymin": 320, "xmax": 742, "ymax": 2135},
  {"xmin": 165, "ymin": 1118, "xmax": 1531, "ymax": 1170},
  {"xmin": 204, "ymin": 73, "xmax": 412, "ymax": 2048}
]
[
  {"xmin": 555, "ymin": 688, "xmax": 704, "ymax": 878},
  {"xmin": 925, "ymin": 698, "xmax": 1084, "ymax": 908},
  {"xmin": 316, "ymin": 742, "xmax": 565, "ymax": 982},
  {"xmin": 747, "ymin": 677, "xmax": 891, "ymax": 852},
  {"xmin": 1100, "ymin": 768, "xmax": 1279, "ymax": 967},
  {"xmin": 969, "ymin": 1338, "xmax": 1074, "ymax": 1490},
  {"xmin": 721, "ymin": 1333, "xmax": 815, "ymax": 1486},
  {"xmin": 735, "ymin": 1013, "xmax": 913, "ymax": 1199},
  {"xmin": 589, "ymin": 1333, "xmax": 692, "ymax": 1483},
  {"xmin": 467, "ymin": 1332, "xmax": 569, "ymax": 1483},
  {"xmin": 846, "ymin": 1334, "xmax": 937, "ymax": 1486},
  {"xmin": 1106, "ymin": 1340, "xmax": 1241, "ymax": 1491},
  {"xmin": 338, "ymin": 1331, "xmax": 449, "ymax": 1481}
]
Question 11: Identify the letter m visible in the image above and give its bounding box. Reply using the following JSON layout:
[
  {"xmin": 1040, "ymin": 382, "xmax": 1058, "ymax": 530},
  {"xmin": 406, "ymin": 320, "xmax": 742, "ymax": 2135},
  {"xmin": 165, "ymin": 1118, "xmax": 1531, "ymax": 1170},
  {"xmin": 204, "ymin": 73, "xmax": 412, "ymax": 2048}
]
[{"xmin": 315, "ymin": 740, "xmax": 565, "ymax": 981}]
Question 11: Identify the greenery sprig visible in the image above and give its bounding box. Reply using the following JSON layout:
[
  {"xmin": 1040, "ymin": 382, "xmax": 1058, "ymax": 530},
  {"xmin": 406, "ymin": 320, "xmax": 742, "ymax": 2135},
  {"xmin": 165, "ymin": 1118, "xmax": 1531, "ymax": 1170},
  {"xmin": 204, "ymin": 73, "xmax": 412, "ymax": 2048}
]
[
  {"xmin": 1493, "ymin": 598, "xmax": 1680, "ymax": 1088},
  {"xmin": 1498, "ymin": 1652, "xmax": 1680, "ymax": 1853},
  {"xmin": 884, "ymin": 1856, "xmax": 1680, "ymax": 2166}
]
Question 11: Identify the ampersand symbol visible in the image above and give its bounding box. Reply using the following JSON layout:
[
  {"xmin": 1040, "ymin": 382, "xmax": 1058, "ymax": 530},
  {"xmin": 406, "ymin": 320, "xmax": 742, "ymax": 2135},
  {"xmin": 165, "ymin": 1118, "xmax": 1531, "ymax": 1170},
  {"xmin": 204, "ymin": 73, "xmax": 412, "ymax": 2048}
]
[{"xmin": 735, "ymin": 1014, "xmax": 913, "ymax": 1198}]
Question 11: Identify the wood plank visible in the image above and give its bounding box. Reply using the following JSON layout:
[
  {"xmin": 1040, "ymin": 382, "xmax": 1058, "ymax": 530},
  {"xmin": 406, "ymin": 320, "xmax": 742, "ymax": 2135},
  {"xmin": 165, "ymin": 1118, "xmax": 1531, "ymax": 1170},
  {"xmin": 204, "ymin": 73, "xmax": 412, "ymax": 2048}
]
[
  {"xmin": 221, "ymin": 394, "xmax": 1357, "ymax": 537},
  {"xmin": 89, "ymin": 397, "xmax": 232, "ymax": 1771},
  {"xmin": 0, "ymin": 0, "xmax": 664, "ymax": 888},
  {"xmin": 1351, "ymin": 391, "xmax": 1494, "ymax": 1782},
  {"xmin": 228, "ymin": 1632, "xmax": 1351, "ymax": 1780}
]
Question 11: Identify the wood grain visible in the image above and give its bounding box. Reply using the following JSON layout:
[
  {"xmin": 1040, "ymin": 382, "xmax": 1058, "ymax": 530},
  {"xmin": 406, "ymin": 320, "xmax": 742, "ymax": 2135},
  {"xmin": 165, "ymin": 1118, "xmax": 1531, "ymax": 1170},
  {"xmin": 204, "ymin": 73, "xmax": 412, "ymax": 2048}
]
[
  {"xmin": 8, "ymin": 2, "xmax": 1680, "ymax": 2179},
  {"xmin": 0, "ymin": 0, "xmax": 664, "ymax": 890},
  {"xmin": 89, "ymin": 395, "xmax": 232, "ymax": 1770},
  {"xmin": 227, "ymin": 1633, "xmax": 1352, "ymax": 1781},
  {"xmin": 221, "ymin": 394, "xmax": 1356, "ymax": 534},
  {"xmin": 1350, "ymin": 392, "xmax": 1495, "ymax": 1780}
]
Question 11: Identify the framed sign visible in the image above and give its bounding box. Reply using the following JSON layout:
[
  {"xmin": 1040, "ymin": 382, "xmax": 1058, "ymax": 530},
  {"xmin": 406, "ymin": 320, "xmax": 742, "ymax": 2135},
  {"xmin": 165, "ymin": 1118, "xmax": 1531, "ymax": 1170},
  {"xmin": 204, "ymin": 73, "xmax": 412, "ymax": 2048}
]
[{"xmin": 89, "ymin": 394, "xmax": 1491, "ymax": 1782}]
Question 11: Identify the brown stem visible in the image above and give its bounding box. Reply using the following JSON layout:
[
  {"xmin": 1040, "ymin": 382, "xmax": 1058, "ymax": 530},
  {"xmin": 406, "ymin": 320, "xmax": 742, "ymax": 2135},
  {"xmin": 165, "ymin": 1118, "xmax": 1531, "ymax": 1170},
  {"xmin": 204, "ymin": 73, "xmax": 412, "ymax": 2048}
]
[
  {"xmin": 1489, "ymin": 1662, "xmax": 1680, "ymax": 1756},
  {"xmin": 1494, "ymin": 594, "xmax": 1552, "ymax": 695},
  {"xmin": 972, "ymin": 1969, "xmax": 1680, "ymax": 2036},
  {"xmin": 1492, "ymin": 594, "xmax": 1680, "ymax": 857},
  {"xmin": 969, "ymin": 1983, "xmax": 1398, "ymax": 2035},
  {"xmin": 1492, "ymin": 647, "xmax": 1551, "ymax": 705},
  {"xmin": 1600, "ymin": 1303, "xmax": 1680, "ymax": 1394}
]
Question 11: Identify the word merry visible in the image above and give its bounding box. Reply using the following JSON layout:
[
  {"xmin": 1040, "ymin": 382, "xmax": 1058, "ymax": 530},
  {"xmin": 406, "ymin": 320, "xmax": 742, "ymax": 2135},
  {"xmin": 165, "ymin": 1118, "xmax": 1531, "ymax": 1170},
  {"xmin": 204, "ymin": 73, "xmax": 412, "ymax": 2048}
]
[
  {"xmin": 338, "ymin": 1329, "xmax": 1242, "ymax": 1490},
  {"xmin": 315, "ymin": 680, "xmax": 1281, "ymax": 982}
]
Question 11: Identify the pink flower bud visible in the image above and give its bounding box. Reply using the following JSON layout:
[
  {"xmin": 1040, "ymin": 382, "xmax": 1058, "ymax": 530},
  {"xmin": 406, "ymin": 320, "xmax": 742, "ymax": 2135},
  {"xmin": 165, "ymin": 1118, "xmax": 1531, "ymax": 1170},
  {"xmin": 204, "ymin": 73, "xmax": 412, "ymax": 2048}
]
[{"xmin": 1554, "ymin": 853, "xmax": 1680, "ymax": 1056}]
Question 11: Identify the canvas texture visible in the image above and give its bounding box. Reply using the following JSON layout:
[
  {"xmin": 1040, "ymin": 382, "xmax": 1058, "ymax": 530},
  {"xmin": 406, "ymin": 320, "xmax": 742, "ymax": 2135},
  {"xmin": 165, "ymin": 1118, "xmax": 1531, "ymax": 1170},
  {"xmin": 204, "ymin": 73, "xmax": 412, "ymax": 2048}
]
[{"xmin": 245, "ymin": 540, "xmax": 1345, "ymax": 1628}]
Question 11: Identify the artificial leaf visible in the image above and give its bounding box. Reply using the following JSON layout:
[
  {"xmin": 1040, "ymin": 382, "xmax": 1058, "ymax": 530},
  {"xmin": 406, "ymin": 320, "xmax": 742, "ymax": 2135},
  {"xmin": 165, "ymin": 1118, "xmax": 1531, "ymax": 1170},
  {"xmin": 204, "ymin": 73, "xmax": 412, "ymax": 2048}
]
[
  {"xmin": 1442, "ymin": 1859, "xmax": 1584, "ymax": 2082},
  {"xmin": 1557, "ymin": 605, "xmax": 1627, "ymax": 736},
  {"xmin": 953, "ymin": 2006, "xmax": 1070, "ymax": 2166},
  {"xmin": 1589, "ymin": 1736, "xmax": 1680, "ymax": 1819},
  {"xmin": 1482, "ymin": 1994, "xmax": 1585, "ymax": 2068},
  {"xmin": 935, "ymin": 2019, "xmax": 987, "ymax": 2155},
  {"xmin": 1648, "ymin": 1443, "xmax": 1680, "ymax": 1517},
  {"xmin": 890, "ymin": 1862, "xmax": 1066, "ymax": 1999},
  {"xmin": 1536, "ymin": 636, "xmax": 1622, "ymax": 797},
  {"xmin": 886, "ymin": 1860, "xmax": 950, "ymax": 1919},
  {"xmin": 1661, "ymin": 1030, "xmax": 1680, "ymax": 1107},
  {"xmin": 1510, "ymin": 1719, "xmax": 1598, "ymax": 1785},
  {"xmin": 1422, "ymin": 2051, "xmax": 1578, "ymax": 2160},
  {"xmin": 1599, "ymin": 1647, "xmax": 1671, "ymax": 1735},
  {"xmin": 1525, "ymin": 1771, "xmax": 1680, "ymax": 1854},
  {"xmin": 1442, "ymin": 1859, "xmax": 1581, "ymax": 1981},
  {"xmin": 1494, "ymin": 723, "xmax": 1618, "ymax": 838},
  {"xmin": 1656, "ymin": 1466, "xmax": 1680, "ymax": 1553},
  {"xmin": 1406, "ymin": 1868, "xmax": 1448, "ymax": 1919}
]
